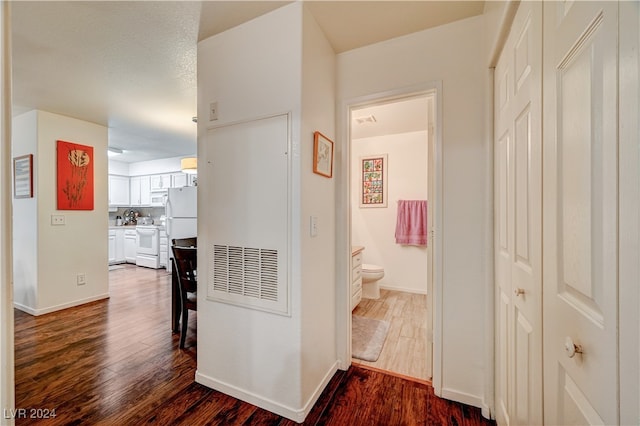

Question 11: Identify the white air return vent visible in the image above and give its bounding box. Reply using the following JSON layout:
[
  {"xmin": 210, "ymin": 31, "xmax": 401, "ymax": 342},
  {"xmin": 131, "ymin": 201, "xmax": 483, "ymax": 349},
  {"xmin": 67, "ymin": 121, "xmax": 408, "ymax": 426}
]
[
  {"xmin": 209, "ymin": 244, "xmax": 283, "ymax": 312},
  {"xmin": 204, "ymin": 113, "xmax": 290, "ymax": 315}
]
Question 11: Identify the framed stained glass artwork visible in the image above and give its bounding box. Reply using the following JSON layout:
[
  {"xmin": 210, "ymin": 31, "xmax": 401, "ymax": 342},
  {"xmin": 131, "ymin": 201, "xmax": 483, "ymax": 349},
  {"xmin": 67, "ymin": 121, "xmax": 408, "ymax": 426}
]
[{"xmin": 360, "ymin": 154, "xmax": 387, "ymax": 208}]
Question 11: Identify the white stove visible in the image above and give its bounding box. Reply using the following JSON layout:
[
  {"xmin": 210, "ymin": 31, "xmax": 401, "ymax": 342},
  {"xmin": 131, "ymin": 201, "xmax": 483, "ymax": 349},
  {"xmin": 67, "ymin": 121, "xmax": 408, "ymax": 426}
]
[{"xmin": 135, "ymin": 225, "xmax": 160, "ymax": 269}]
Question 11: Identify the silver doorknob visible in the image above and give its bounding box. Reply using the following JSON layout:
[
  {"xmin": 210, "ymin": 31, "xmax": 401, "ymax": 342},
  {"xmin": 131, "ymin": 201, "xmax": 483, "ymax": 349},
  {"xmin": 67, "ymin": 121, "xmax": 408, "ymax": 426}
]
[
  {"xmin": 514, "ymin": 288, "xmax": 525, "ymax": 296},
  {"xmin": 564, "ymin": 336, "xmax": 583, "ymax": 358}
]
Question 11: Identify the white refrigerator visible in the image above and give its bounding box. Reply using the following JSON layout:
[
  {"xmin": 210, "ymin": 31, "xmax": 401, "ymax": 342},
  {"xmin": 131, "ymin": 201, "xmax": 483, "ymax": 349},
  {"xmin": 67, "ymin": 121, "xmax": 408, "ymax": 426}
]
[{"xmin": 166, "ymin": 186, "xmax": 197, "ymax": 273}]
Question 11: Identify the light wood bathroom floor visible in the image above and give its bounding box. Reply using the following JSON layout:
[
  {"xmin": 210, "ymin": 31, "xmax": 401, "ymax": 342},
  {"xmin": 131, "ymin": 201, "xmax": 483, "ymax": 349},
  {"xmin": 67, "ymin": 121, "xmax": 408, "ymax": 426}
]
[{"xmin": 352, "ymin": 289, "xmax": 429, "ymax": 382}]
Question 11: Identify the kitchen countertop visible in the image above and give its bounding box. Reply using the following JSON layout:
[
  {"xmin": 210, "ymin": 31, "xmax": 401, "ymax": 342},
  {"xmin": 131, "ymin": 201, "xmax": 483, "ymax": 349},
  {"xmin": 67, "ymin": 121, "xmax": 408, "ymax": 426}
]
[{"xmin": 110, "ymin": 224, "xmax": 165, "ymax": 231}]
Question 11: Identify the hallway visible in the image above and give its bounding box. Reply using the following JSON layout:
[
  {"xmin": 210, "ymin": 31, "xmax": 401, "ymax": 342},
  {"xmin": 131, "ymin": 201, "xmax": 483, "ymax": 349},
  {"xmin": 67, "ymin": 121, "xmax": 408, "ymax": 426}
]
[{"xmin": 13, "ymin": 265, "xmax": 493, "ymax": 425}]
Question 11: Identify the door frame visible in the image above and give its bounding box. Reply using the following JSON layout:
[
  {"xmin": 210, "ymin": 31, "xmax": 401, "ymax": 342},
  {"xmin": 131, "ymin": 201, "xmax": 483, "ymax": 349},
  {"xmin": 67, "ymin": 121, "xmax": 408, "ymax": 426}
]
[
  {"xmin": 1, "ymin": 1, "xmax": 14, "ymax": 419},
  {"xmin": 618, "ymin": 2, "xmax": 640, "ymax": 422},
  {"xmin": 335, "ymin": 81, "xmax": 443, "ymax": 389}
]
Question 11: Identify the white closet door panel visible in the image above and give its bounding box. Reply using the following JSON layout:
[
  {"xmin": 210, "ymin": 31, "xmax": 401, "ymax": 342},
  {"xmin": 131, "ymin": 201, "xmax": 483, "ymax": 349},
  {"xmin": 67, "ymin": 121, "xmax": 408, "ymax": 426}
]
[
  {"xmin": 494, "ymin": 2, "xmax": 542, "ymax": 425},
  {"xmin": 543, "ymin": 2, "xmax": 619, "ymax": 424},
  {"xmin": 496, "ymin": 290, "xmax": 511, "ymax": 426}
]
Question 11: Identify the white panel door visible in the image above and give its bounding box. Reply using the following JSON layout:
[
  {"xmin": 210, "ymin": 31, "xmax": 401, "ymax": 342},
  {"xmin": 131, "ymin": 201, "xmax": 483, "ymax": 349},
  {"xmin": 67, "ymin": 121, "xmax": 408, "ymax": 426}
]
[
  {"xmin": 542, "ymin": 2, "xmax": 619, "ymax": 424},
  {"xmin": 494, "ymin": 2, "xmax": 542, "ymax": 425}
]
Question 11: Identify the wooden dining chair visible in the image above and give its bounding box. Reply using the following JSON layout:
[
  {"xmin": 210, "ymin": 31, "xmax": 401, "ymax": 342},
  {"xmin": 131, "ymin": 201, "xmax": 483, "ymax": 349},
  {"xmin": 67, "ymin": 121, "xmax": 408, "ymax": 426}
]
[
  {"xmin": 170, "ymin": 237, "xmax": 197, "ymax": 334},
  {"xmin": 172, "ymin": 237, "xmax": 197, "ymax": 248},
  {"xmin": 171, "ymin": 245, "xmax": 197, "ymax": 349}
]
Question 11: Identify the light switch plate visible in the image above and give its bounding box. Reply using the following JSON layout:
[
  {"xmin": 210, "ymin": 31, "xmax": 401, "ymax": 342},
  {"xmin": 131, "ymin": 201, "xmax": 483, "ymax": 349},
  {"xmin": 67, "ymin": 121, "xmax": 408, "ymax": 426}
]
[
  {"xmin": 310, "ymin": 216, "xmax": 318, "ymax": 237},
  {"xmin": 209, "ymin": 101, "xmax": 218, "ymax": 121}
]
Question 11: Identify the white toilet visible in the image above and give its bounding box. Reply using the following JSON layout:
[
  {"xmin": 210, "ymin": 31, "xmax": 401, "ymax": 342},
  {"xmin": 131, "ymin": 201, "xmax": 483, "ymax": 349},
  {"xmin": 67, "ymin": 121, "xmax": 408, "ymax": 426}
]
[{"xmin": 361, "ymin": 264, "xmax": 384, "ymax": 299}]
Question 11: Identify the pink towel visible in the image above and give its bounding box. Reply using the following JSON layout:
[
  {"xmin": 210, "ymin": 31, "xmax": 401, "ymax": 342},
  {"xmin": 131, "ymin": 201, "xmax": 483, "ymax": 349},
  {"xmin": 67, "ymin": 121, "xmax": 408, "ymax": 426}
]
[{"xmin": 395, "ymin": 200, "xmax": 428, "ymax": 246}]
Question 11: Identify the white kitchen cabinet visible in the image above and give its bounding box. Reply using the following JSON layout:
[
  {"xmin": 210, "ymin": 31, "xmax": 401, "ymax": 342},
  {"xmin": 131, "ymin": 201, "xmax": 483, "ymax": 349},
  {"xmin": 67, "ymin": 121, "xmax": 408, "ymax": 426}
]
[
  {"xmin": 130, "ymin": 176, "xmax": 151, "ymax": 206},
  {"xmin": 140, "ymin": 177, "xmax": 151, "ymax": 205},
  {"xmin": 150, "ymin": 174, "xmax": 171, "ymax": 191},
  {"xmin": 159, "ymin": 228, "xmax": 168, "ymax": 268},
  {"xmin": 108, "ymin": 230, "xmax": 116, "ymax": 264},
  {"xmin": 115, "ymin": 229, "xmax": 125, "ymax": 262},
  {"xmin": 109, "ymin": 228, "xmax": 126, "ymax": 264},
  {"xmin": 124, "ymin": 229, "xmax": 137, "ymax": 263},
  {"xmin": 171, "ymin": 172, "xmax": 188, "ymax": 188},
  {"xmin": 130, "ymin": 177, "xmax": 141, "ymax": 206},
  {"xmin": 108, "ymin": 175, "xmax": 130, "ymax": 206},
  {"xmin": 351, "ymin": 248, "xmax": 363, "ymax": 310}
]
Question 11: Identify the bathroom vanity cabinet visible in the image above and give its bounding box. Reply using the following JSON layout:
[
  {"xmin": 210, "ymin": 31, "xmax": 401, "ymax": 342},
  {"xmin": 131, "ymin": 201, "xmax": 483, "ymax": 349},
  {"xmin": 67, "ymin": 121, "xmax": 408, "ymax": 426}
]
[{"xmin": 351, "ymin": 247, "xmax": 364, "ymax": 310}]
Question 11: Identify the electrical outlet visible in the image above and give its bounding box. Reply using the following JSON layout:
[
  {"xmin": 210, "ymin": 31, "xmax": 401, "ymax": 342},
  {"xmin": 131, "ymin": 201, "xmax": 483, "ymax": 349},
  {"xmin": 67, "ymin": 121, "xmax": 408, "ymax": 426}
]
[
  {"xmin": 209, "ymin": 101, "xmax": 218, "ymax": 121},
  {"xmin": 310, "ymin": 216, "xmax": 318, "ymax": 237},
  {"xmin": 51, "ymin": 215, "xmax": 65, "ymax": 225},
  {"xmin": 77, "ymin": 273, "xmax": 86, "ymax": 286}
]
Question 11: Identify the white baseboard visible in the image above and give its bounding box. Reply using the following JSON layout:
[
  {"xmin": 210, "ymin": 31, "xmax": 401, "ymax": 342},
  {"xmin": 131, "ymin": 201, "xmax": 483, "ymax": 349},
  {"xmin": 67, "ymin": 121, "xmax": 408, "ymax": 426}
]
[
  {"xmin": 439, "ymin": 387, "xmax": 484, "ymax": 410},
  {"xmin": 13, "ymin": 293, "xmax": 110, "ymax": 316},
  {"xmin": 481, "ymin": 403, "xmax": 493, "ymax": 420},
  {"xmin": 379, "ymin": 285, "xmax": 427, "ymax": 295},
  {"xmin": 13, "ymin": 302, "xmax": 37, "ymax": 315},
  {"xmin": 300, "ymin": 361, "xmax": 339, "ymax": 420},
  {"xmin": 195, "ymin": 360, "xmax": 339, "ymax": 423}
]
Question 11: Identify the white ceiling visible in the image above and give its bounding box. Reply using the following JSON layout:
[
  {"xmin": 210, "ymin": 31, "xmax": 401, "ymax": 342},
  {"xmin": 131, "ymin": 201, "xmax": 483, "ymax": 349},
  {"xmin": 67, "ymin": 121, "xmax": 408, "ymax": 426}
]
[
  {"xmin": 11, "ymin": 1, "xmax": 484, "ymax": 163},
  {"xmin": 351, "ymin": 96, "xmax": 430, "ymax": 141}
]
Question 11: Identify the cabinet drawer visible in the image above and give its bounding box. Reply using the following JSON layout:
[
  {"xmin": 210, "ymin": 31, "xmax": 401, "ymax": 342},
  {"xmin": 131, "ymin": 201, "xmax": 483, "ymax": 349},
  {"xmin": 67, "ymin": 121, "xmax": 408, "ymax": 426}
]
[
  {"xmin": 351, "ymin": 288, "xmax": 362, "ymax": 311},
  {"xmin": 352, "ymin": 277, "xmax": 362, "ymax": 295},
  {"xmin": 352, "ymin": 252, "xmax": 362, "ymax": 269},
  {"xmin": 351, "ymin": 265, "xmax": 362, "ymax": 283}
]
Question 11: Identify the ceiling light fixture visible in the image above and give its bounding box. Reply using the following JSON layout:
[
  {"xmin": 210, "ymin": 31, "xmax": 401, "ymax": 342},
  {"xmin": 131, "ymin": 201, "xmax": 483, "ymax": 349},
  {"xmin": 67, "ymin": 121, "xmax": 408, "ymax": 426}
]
[
  {"xmin": 181, "ymin": 157, "xmax": 197, "ymax": 174},
  {"xmin": 107, "ymin": 147, "xmax": 124, "ymax": 157}
]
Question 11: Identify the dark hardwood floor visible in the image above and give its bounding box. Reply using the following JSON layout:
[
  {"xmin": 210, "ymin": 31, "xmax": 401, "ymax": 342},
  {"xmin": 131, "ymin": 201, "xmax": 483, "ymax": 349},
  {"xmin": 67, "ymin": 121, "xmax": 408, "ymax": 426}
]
[{"xmin": 14, "ymin": 264, "xmax": 495, "ymax": 425}]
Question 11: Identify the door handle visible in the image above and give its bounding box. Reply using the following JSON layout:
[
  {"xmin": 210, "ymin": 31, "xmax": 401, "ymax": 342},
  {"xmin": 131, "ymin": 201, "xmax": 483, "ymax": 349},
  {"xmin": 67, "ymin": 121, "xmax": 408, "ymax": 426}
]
[
  {"xmin": 564, "ymin": 336, "xmax": 583, "ymax": 358},
  {"xmin": 514, "ymin": 288, "xmax": 525, "ymax": 296}
]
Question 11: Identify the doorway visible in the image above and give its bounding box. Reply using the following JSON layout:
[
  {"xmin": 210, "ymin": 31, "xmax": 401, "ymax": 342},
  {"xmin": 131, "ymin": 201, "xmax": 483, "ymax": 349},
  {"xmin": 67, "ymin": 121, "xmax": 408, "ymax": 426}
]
[{"xmin": 337, "ymin": 84, "xmax": 441, "ymax": 385}]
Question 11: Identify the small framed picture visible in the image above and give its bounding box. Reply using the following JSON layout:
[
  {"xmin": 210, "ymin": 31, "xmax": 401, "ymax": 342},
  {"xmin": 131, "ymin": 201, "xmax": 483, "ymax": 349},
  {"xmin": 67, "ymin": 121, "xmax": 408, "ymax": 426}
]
[
  {"xmin": 13, "ymin": 154, "xmax": 33, "ymax": 198},
  {"xmin": 313, "ymin": 131, "xmax": 334, "ymax": 178}
]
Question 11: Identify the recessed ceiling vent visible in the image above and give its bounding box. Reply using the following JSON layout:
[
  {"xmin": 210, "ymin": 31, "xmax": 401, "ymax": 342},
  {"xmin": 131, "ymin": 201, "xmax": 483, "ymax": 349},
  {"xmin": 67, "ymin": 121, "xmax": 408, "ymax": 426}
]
[
  {"xmin": 354, "ymin": 114, "xmax": 377, "ymax": 125},
  {"xmin": 208, "ymin": 244, "xmax": 284, "ymax": 313}
]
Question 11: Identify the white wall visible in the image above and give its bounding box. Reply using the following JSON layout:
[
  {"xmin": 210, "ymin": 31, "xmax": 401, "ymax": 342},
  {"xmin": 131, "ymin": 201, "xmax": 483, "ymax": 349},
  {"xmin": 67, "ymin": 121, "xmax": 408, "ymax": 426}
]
[
  {"xmin": 196, "ymin": 3, "xmax": 336, "ymax": 422},
  {"xmin": 12, "ymin": 111, "xmax": 38, "ymax": 310},
  {"xmin": 127, "ymin": 155, "xmax": 191, "ymax": 176},
  {"xmin": 300, "ymin": 4, "xmax": 337, "ymax": 404},
  {"xmin": 351, "ymin": 131, "xmax": 428, "ymax": 294},
  {"xmin": 109, "ymin": 156, "xmax": 195, "ymax": 176},
  {"xmin": 12, "ymin": 110, "xmax": 109, "ymax": 315},
  {"xmin": 338, "ymin": 15, "xmax": 489, "ymax": 407},
  {"xmin": 108, "ymin": 159, "xmax": 129, "ymax": 176}
]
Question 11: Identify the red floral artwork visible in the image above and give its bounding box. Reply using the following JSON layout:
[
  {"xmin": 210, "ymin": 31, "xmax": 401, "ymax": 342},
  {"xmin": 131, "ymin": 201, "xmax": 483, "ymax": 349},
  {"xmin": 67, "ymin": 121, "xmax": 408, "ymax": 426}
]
[{"xmin": 57, "ymin": 140, "xmax": 94, "ymax": 210}]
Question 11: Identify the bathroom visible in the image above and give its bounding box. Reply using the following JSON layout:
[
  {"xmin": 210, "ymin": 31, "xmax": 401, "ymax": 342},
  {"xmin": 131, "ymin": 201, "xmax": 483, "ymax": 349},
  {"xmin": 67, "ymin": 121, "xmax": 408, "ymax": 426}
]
[{"xmin": 350, "ymin": 94, "xmax": 433, "ymax": 382}]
